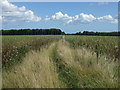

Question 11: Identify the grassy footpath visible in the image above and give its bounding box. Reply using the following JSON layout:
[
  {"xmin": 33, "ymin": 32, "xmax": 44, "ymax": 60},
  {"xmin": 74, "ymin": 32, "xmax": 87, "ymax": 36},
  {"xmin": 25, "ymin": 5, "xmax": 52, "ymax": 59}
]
[
  {"xmin": 50, "ymin": 42, "xmax": 81, "ymax": 88},
  {"xmin": 3, "ymin": 43, "xmax": 61, "ymax": 88},
  {"xmin": 2, "ymin": 35, "xmax": 61, "ymax": 71},
  {"xmin": 49, "ymin": 38, "xmax": 118, "ymax": 88},
  {"xmin": 2, "ymin": 36, "xmax": 118, "ymax": 88},
  {"xmin": 63, "ymin": 40, "xmax": 117, "ymax": 88}
]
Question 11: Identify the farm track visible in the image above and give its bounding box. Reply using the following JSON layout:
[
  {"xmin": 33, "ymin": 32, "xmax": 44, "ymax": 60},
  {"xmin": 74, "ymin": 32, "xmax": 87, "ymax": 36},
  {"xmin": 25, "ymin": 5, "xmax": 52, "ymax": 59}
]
[
  {"xmin": 3, "ymin": 37, "xmax": 118, "ymax": 88},
  {"xmin": 3, "ymin": 38, "xmax": 81, "ymax": 88},
  {"xmin": 50, "ymin": 39, "xmax": 81, "ymax": 88}
]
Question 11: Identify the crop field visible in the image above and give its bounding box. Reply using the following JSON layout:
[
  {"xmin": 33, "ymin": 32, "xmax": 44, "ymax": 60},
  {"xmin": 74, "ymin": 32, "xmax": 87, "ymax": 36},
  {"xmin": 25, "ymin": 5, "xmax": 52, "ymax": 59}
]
[{"xmin": 2, "ymin": 35, "xmax": 119, "ymax": 88}]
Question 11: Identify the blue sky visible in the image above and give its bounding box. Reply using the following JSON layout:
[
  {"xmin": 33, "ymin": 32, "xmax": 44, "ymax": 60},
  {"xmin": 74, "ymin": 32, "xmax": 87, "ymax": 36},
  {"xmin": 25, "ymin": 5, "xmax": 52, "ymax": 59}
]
[{"xmin": 1, "ymin": 1, "xmax": 118, "ymax": 33}]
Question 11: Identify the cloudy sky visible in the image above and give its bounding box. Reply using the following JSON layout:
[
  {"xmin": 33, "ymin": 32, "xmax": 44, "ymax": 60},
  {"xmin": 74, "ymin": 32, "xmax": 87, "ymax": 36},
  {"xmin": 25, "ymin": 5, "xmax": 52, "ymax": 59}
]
[{"xmin": 1, "ymin": 0, "xmax": 118, "ymax": 33}]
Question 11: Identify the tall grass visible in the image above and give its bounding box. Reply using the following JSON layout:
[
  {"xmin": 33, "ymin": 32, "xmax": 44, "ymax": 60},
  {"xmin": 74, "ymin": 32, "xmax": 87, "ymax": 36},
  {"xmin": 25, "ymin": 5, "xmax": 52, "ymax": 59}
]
[
  {"xmin": 3, "ymin": 43, "xmax": 62, "ymax": 88},
  {"xmin": 56, "ymin": 39, "xmax": 118, "ymax": 88},
  {"xmin": 2, "ymin": 35, "xmax": 61, "ymax": 71},
  {"xmin": 65, "ymin": 36, "xmax": 118, "ymax": 60},
  {"xmin": 2, "ymin": 35, "xmax": 118, "ymax": 88}
]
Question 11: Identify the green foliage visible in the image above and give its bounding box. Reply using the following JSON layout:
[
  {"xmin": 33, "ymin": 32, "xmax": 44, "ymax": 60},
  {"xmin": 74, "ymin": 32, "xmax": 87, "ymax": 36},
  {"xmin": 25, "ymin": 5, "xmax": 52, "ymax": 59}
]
[
  {"xmin": 65, "ymin": 36, "xmax": 118, "ymax": 60},
  {"xmin": 50, "ymin": 43, "xmax": 82, "ymax": 88},
  {"xmin": 2, "ymin": 35, "xmax": 61, "ymax": 71},
  {"xmin": 72, "ymin": 31, "xmax": 119, "ymax": 36},
  {"xmin": 2, "ymin": 29, "xmax": 65, "ymax": 35}
]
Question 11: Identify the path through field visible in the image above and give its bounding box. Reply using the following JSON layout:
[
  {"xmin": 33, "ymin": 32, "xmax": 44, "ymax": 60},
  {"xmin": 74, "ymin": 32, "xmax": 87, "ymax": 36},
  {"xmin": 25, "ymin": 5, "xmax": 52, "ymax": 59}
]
[{"xmin": 3, "ymin": 36, "xmax": 118, "ymax": 88}]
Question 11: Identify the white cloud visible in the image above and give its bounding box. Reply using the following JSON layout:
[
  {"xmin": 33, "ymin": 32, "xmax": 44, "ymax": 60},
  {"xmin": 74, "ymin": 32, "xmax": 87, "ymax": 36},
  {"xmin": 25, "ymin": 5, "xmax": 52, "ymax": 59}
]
[
  {"xmin": 1, "ymin": 0, "xmax": 117, "ymax": 25},
  {"xmin": 49, "ymin": 12, "xmax": 96, "ymax": 24},
  {"xmin": 45, "ymin": 12, "xmax": 117, "ymax": 24},
  {"xmin": 97, "ymin": 15, "xmax": 118, "ymax": 24},
  {"xmin": 97, "ymin": 15, "xmax": 113, "ymax": 21},
  {"xmin": 72, "ymin": 13, "xmax": 96, "ymax": 23},
  {"xmin": 51, "ymin": 12, "xmax": 73, "ymax": 24},
  {"xmin": 1, "ymin": 0, "xmax": 41, "ymax": 22}
]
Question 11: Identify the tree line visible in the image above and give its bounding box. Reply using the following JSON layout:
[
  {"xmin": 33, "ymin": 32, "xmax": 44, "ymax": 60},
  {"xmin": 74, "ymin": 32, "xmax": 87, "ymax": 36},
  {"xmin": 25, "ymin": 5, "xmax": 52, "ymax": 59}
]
[
  {"xmin": 1, "ymin": 29, "xmax": 65, "ymax": 35},
  {"xmin": 1, "ymin": 29, "xmax": 119, "ymax": 36},
  {"xmin": 69, "ymin": 31, "xmax": 120, "ymax": 36}
]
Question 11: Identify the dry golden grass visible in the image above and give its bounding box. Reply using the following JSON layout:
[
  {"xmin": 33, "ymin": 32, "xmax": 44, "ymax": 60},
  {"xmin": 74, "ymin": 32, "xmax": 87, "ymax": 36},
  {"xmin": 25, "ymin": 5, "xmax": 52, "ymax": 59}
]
[
  {"xmin": 57, "ymin": 39, "xmax": 118, "ymax": 88},
  {"xmin": 3, "ymin": 43, "xmax": 62, "ymax": 88},
  {"xmin": 2, "ymin": 36, "xmax": 118, "ymax": 88}
]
